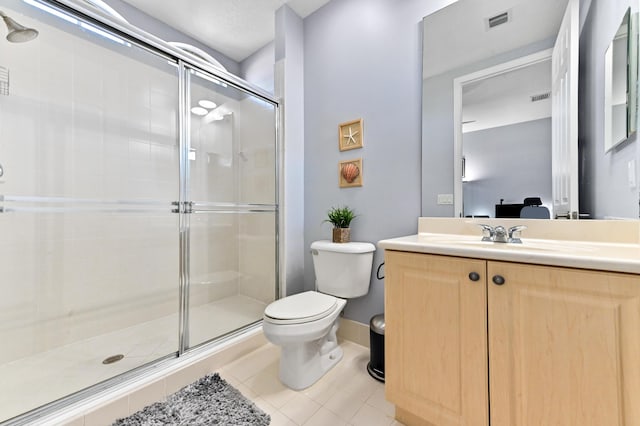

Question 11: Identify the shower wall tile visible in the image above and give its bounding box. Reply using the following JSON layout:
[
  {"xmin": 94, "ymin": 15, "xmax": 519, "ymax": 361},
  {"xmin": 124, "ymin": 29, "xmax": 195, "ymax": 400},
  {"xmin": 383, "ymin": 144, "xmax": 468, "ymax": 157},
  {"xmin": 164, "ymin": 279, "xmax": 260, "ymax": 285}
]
[
  {"xmin": 235, "ymin": 98, "xmax": 276, "ymax": 204},
  {"xmin": 0, "ymin": 211, "xmax": 179, "ymax": 363},
  {"xmin": 72, "ymin": 57, "xmax": 104, "ymax": 108},
  {"xmin": 189, "ymin": 214, "xmax": 240, "ymax": 309},
  {"xmin": 150, "ymin": 88, "xmax": 177, "ymax": 140},
  {"xmin": 189, "ymin": 118, "xmax": 236, "ymax": 203},
  {"xmin": 238, "ymin": 238, "xmax": 277, "ymax": 303},
  {"xmin": 0, "ymin": 38, "xmax": 179, "ymax": 201},
  {"xmin": 238, "ymin": 214, "xmax": 277, "ymax": 304}
]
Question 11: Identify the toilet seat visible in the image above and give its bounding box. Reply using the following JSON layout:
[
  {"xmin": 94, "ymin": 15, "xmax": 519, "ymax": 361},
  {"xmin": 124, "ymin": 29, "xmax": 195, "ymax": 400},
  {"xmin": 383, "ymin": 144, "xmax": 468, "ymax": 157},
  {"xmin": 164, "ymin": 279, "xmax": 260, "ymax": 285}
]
[{"xmin": 264, "ymin": 291, "xmax": 339, "ymax": 325}]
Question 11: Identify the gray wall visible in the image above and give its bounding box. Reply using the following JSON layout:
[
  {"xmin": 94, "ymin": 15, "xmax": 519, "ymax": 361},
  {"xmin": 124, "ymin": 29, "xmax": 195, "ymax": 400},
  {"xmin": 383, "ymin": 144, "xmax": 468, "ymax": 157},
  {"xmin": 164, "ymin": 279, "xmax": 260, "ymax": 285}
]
[
  {"xmin": 240, "ymin": 41, "xmax": 275, "ymax": 94},
  {"xmin": 579, "ymin": 0, "xmax": 639, "ymax": 219},
  {"xmin": 303, "ymin": 0, "xmax": 453, "ymax": 324},
  {"xmin": 462, "ymin": 118, "xmax": 552, "ymax": 217},
  {"xmin": 275, "ymin": 6, "xmax": 306, "ymax": 297},
  {"xmin": 421, "ymin": 38, "xmax": 554, "ymax": 217}
]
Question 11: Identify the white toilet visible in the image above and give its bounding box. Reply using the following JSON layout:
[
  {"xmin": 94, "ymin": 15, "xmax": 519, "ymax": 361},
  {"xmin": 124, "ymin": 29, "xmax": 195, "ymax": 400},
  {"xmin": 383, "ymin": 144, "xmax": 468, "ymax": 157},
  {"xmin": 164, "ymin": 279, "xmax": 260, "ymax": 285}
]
[{"xmin": 262, "ymin": 240, "xmax": 376, "ymax": 390}]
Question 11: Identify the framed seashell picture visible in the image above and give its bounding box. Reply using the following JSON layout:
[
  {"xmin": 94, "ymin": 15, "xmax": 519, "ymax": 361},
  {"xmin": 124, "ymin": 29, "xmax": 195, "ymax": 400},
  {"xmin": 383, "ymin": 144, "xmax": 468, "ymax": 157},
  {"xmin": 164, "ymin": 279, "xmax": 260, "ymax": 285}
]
[{"xmin": 339, "ymin": 158, "xmax": 363, "ymax": 188}]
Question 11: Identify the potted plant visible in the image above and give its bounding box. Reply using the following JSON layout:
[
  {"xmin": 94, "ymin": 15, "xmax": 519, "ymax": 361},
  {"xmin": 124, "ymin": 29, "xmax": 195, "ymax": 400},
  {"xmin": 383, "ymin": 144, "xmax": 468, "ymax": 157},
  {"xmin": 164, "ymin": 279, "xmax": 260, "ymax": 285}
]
[{"xmin": 326, "ymin": 206, "xmax": 356, "ymax": 243}]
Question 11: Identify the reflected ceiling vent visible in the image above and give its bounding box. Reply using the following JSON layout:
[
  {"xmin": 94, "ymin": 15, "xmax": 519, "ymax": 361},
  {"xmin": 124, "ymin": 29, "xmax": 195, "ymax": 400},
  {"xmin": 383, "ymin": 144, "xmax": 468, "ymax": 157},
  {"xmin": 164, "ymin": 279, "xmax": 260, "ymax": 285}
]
[
  {"xmin": 530, "ymin": 92, "xmax": 551, "ymax": 102},
  {"xmin": 486, "ymin": 11, "xmax": 510, "ymax": 29}
]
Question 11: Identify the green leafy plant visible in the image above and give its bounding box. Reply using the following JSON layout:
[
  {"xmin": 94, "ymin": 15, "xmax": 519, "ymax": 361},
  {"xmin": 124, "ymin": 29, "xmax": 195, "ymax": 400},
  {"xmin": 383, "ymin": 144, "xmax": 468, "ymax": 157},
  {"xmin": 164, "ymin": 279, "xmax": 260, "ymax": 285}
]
[{"xmin": 325, "ymin": 206, "xmax": 356, "ymax": 228}]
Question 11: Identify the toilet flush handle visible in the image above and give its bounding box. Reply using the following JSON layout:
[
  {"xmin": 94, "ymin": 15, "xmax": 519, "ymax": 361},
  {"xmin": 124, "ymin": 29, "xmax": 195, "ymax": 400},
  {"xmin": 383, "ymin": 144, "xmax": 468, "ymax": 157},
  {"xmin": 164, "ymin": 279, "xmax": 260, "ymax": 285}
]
[{"xmin": 311, "ymin": 249, "xmax": 319, "ymax": 255}]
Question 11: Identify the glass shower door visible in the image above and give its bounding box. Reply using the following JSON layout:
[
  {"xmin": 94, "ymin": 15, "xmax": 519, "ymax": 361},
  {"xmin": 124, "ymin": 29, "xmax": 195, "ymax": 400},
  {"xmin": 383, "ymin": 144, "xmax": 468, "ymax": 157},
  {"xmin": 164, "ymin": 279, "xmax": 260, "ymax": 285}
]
[
  {"xmin": 0, "ymin": 1, "xmax": 180, "ymax": 420},
  {"xmin": 184, "ymin": 67, "xmax": 277, "ymax": 349},
  {"xmin": 0, "ymin": 0, "xmax": 280, "ymax": 421}
]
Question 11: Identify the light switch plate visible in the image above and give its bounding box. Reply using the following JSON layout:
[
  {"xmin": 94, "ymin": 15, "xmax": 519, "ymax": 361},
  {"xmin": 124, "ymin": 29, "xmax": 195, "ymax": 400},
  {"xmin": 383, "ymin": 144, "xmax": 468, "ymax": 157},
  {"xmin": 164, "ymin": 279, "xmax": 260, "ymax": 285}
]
[
  {"xmin": 437, "ymin": 193, "xmax": 454, "ymax": 205},
  {"xmin": 629, "ymin": 159, "xmax": 636, "ymax": 188}
]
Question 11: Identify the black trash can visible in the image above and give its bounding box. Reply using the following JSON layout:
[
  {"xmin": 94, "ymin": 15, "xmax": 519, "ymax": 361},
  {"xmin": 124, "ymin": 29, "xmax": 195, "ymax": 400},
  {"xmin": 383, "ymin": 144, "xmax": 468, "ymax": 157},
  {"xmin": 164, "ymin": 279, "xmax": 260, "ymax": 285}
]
[{"xmin": 367, "ymin": 313, "xmax": 385, "ymax": 382}]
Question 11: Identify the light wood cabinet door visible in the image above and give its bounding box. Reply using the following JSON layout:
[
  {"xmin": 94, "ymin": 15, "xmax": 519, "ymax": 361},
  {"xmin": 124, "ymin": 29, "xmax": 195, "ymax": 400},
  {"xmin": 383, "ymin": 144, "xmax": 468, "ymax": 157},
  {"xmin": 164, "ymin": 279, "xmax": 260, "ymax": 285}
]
[
  {"xmin": 385, "ymin": 251, "xmax": 488, "ymax": 426},
  {"xmin": 488, "ymin": 262, "xmax": 640, "ymax": 425}
]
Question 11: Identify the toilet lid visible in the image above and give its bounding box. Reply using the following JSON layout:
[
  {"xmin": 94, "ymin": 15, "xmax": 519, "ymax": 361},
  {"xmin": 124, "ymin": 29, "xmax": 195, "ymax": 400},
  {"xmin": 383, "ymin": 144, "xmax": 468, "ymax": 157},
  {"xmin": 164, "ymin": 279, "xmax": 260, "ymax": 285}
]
[{"xmin": 264, "ymin": 291, "xmax": 338, "ymax": 323}]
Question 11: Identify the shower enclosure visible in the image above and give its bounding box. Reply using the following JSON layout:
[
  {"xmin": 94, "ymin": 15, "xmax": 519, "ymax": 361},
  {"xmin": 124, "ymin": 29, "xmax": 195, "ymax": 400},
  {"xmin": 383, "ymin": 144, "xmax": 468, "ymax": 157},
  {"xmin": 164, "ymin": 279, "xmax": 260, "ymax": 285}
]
[{"xmin": 0, "ymin": 0, "xmax": 278, "ymax": 422}]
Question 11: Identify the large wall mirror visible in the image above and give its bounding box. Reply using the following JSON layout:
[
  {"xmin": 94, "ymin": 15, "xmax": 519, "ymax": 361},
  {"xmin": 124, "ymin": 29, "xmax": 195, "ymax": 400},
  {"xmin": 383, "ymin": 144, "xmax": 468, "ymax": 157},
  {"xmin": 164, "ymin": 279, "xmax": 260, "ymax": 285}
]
[
  {"xmin": 421, "ymin": 0, "xmax": 640, "ymax": 220},
  {"xmin": 604, "ymin": 8, "xmax": 638, "ymax": 152}
]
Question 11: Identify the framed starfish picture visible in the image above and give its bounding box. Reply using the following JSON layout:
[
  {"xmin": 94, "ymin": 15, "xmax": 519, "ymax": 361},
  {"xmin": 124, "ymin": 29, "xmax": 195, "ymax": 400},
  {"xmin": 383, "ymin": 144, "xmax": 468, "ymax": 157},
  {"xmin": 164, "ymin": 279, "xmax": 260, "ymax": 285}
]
[{"xmin": 338, "ymin": 118, "xmax": 363, "ymax": 151}]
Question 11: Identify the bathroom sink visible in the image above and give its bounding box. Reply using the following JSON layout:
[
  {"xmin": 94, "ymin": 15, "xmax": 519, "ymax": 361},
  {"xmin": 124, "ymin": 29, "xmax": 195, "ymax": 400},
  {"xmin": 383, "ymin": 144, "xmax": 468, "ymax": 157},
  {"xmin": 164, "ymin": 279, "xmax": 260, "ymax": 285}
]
[{"xmin": 418, "ymin": 234, "xmax": 594, "ymax": 253}]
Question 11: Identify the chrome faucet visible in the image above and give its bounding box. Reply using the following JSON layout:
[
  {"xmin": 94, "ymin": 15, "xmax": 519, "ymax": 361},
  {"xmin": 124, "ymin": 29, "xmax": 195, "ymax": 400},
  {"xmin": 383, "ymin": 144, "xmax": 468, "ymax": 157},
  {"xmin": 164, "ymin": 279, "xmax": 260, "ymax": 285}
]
[
  {"xmin": 493, "ymin": 226, "xmax": 508, "ymax": 243},
  {"xmin": 478, "ymin": 224, "xmax": 527, "ymax": 243}
]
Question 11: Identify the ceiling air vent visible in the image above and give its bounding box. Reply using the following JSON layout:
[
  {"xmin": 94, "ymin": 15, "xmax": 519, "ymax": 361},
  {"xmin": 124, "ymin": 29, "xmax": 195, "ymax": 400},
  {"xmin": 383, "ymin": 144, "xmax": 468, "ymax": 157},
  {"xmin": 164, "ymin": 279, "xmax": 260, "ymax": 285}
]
[
  {"xmin": 487, "ymin": 11, "xmax": 510, "ymax": 29},
  {"xmin": 530, "ymin": 92, "xmax": 551, "ymax": 102}
]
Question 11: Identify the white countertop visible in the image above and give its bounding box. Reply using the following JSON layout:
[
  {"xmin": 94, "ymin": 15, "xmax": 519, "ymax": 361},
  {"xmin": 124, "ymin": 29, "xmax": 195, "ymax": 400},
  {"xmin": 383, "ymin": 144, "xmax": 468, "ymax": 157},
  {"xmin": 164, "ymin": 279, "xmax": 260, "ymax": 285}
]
[{"xmin": 378, "ymin": 218, "xmax": 640, "ymax": 274}]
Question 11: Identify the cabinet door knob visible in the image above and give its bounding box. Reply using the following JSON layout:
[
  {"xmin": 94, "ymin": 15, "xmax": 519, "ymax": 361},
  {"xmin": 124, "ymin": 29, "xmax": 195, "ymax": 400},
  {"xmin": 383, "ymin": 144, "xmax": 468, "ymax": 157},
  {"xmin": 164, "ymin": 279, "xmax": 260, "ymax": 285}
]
[
  {"xmin": 492, "ymin": 275, "xmax": 505, "ymax": 285},
  {"xmin": 468, "ymin": 272, "xmax": 480, "ymax": 281}
]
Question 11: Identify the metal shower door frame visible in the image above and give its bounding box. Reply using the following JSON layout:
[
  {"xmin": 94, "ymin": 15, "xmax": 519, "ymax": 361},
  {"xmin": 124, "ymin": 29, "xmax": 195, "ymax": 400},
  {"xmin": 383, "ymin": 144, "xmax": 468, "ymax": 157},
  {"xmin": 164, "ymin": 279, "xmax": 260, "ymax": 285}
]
[{"xmin": 176, "ymin": 65, "xmax": 280, "ymax": 354}]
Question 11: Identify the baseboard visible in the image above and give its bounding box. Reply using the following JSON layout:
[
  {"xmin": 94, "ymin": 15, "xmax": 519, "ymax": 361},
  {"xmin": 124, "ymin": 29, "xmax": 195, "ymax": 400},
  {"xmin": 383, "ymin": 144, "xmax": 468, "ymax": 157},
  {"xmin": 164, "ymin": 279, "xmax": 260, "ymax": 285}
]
[{"xmin": 338, "ymin": 318, "xmax": 370, "ymax": 348}]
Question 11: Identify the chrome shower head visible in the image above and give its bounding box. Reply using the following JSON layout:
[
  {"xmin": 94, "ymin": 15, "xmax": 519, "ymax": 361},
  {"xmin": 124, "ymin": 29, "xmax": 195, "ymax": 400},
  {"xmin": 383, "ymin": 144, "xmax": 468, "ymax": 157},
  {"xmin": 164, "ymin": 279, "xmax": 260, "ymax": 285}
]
[{"xmin": 0, "ymin": 11, "xmax": 38, "ymax": 43}]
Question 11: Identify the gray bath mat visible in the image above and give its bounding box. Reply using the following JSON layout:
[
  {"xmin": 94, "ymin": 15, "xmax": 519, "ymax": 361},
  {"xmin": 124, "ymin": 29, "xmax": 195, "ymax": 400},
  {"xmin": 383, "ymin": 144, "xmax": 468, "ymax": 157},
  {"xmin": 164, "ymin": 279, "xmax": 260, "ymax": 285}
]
[{"xmin": 112, "ymin": 373, "xmax": 270, "ymax": 425}]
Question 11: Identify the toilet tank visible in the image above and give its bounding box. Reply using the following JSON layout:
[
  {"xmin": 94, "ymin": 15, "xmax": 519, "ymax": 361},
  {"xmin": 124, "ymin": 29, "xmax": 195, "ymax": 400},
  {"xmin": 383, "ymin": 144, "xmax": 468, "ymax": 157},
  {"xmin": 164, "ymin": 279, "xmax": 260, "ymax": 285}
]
[{"xmin": 310, "ymin": 240, "xmax": 376, "ymax": 298}]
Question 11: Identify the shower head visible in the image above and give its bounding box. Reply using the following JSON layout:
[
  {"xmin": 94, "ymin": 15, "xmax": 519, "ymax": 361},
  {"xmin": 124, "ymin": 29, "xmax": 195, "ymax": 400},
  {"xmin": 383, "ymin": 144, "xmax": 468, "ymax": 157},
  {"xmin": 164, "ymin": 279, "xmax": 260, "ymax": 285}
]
[{"xmin": 0, "ymin": 11, "xmax": 38, "ymax": 43}]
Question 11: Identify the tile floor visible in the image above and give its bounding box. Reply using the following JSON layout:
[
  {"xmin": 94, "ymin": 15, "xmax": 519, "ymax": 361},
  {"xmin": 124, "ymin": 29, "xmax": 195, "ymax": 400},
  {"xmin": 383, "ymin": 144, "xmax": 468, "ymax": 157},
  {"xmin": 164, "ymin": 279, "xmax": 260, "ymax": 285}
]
[
  {"xmin": 0, "ymin": 294, "xmax": 266, "ymax": 422},
  {"xmin": 218, "ymin": 340, "xmax": 403, "ymax": 426}
]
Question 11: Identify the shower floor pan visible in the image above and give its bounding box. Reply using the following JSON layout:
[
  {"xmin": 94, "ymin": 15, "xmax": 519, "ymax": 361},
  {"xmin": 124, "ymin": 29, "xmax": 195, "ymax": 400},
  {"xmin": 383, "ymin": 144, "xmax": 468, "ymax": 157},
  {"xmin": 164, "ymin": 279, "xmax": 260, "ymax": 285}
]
[{"xmin": 0, "ymin": 294, "xmax": 266, "ymax": 423}]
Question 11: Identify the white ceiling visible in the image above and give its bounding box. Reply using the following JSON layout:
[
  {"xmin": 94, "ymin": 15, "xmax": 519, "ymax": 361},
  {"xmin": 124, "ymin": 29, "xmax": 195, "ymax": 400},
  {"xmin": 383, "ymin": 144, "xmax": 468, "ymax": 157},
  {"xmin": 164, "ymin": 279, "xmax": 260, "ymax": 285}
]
[
  {"xmin": 120, "ymin": 0, "xmax": 331, "ymax": 62},
  {"xmin": 420, "ymin": 0, "xmax": 566, "ymax": 132},
  {"xmin": 462, "ymin": 59, "xmax": 552, "ymax": 132},
  {"xmin": 423, "ymin": 0, "xmax": 568, "ymax": 78}
]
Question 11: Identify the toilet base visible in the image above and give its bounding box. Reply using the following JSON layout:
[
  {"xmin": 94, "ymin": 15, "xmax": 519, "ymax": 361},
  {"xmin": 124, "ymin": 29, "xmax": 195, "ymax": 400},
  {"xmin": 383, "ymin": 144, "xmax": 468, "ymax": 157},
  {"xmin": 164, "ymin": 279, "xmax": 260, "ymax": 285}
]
[
  {"xmin": 278, "ymin": 340, "xmax": 343, "ymax": 390},
  {"xmin": 263, "ymin": 298, "xmax": 348, "ymax": 390}
]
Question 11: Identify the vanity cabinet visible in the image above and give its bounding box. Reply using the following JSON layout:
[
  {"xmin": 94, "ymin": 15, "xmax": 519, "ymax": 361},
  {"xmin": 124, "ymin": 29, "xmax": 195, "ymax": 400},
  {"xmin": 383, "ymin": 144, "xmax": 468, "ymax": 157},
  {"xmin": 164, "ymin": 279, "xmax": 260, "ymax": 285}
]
[
  {"xmin": 385, "ymin": 250, "xmax": 640, "ymax": 426},
  {"xmin": 385, "ymin": 251, "xmax": 488, "ymax": 426},
  {"xmin": 488, "ymin": 261, "xmax": 640, "ymax": 425}
]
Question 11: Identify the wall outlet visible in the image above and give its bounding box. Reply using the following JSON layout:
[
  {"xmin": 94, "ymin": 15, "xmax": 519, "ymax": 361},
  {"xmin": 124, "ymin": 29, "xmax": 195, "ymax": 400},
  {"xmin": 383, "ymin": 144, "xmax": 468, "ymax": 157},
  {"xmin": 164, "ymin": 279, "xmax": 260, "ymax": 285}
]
[{"xmin": 437, "ymin": 193, "xmax": 454, "ymax": 205}]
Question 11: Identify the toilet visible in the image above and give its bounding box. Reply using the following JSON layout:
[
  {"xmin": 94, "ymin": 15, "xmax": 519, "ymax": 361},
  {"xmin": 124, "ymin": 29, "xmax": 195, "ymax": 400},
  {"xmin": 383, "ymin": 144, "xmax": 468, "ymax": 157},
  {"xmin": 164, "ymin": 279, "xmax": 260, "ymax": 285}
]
[{"xmin": 262, "ymin": 240, "xmax": 376, "ymax": 390}]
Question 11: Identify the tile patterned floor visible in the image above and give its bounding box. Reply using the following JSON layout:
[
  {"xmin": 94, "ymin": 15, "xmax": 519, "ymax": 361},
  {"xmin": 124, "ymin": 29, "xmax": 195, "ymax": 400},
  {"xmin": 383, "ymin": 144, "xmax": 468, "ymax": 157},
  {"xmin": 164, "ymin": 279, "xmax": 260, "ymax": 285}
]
[{"xmin": 218, "ymin": 340, "xmax": 404, "ymax": 426}]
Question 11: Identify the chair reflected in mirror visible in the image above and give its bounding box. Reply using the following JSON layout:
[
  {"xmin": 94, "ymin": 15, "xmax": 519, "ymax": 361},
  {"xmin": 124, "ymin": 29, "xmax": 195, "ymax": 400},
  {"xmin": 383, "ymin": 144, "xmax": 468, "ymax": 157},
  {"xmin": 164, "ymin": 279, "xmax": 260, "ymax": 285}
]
[{"xmin": 519, "ymin": 197, "xmax": 550, "ymax": 219}]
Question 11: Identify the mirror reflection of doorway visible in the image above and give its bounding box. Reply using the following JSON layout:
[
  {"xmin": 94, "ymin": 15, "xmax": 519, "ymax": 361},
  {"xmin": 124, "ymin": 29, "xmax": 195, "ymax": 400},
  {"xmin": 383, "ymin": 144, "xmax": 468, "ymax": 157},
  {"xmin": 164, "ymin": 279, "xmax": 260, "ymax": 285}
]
[{"xmin": 460, "ymin": 55, "xmax": 552, "ymax": 218}]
